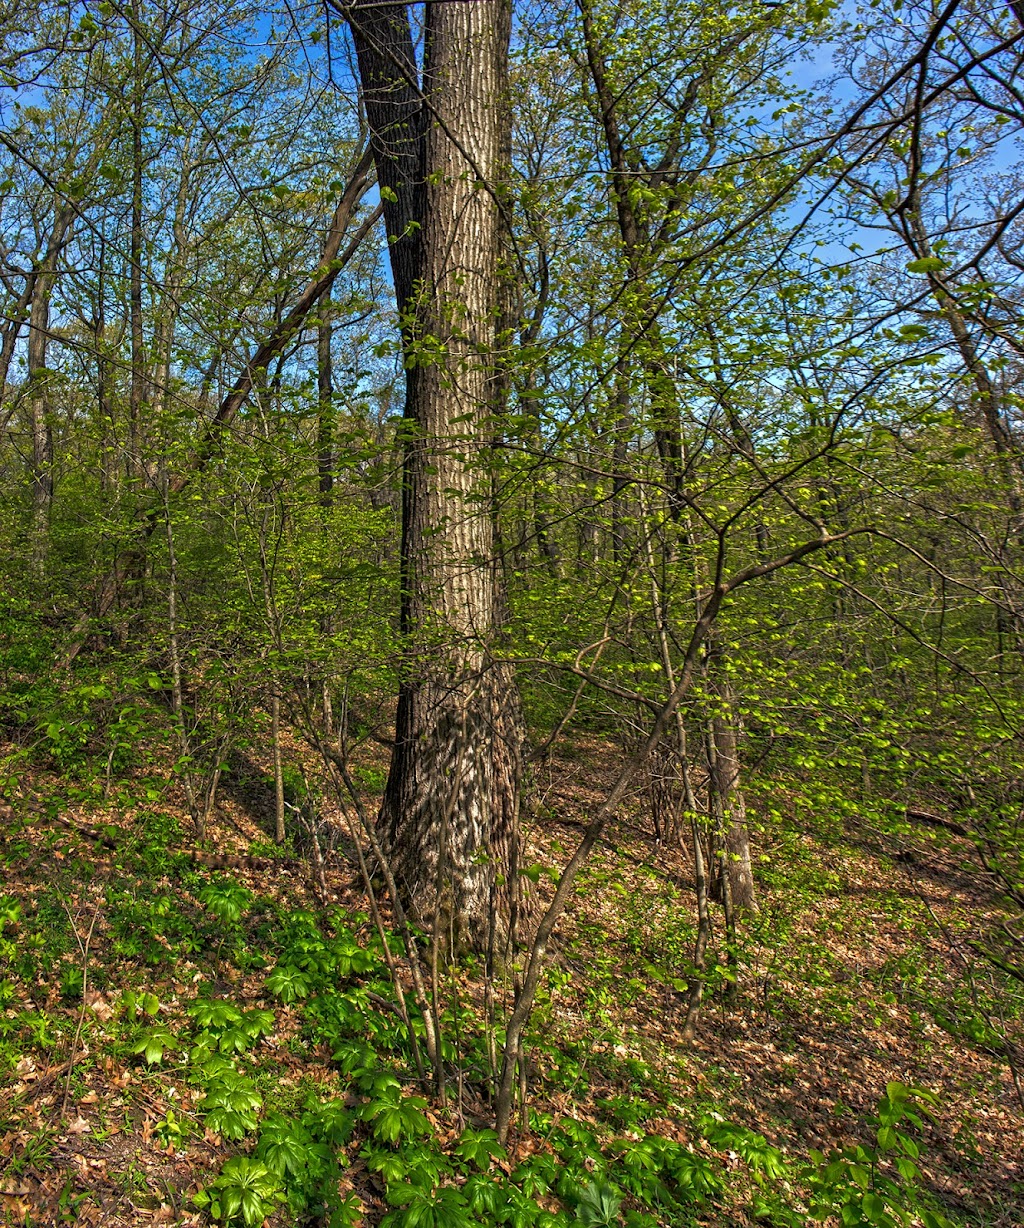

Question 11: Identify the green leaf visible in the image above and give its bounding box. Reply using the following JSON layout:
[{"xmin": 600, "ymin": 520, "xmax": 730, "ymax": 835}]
[
  {"xmin": 905, "ymin": 257, "xmax": 947, "ymax": 274},
  {"xmin": 359, "ymin": 1094, "xmax": 432, "ymax": 1143},
  {"xmin": 386, "ymin": 1181, "xmax": 419, "ymax": 1207},
  {"xmin": 577, "ymin": 1180, "xmax": 622, "ymax": 1227},
  {"xmin": 266, "ymin": 964, "xmax": 311, "ymax": 1003},
  {"xmin": 199, "ymin": 878, "xmax": 252, "ymax": 925},
  {"xmin": 242, "ymin": 1007, "xmax": 275, "ymax": 1038},
  {"xmin": 189, "ymin": 999, "xmax": 243, "ymax": 1031},
  {"xmin": 895, "ymin": 1156, "xmax": 919, "ymax": 1181},
  {"xmin": 201, "ymin": 1157, "xmax": 284, "ymax": 1225},
  {"xmin": 455, "ymin": 1127, "xmax": 505, "ymax": 1170},
  {"xmin": 131, "ymin": 1025, "xmax": 177, "ymax": 1065}
]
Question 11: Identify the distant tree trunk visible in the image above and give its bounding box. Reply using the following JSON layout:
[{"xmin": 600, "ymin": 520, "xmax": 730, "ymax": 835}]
[
  {"xmin": 580, "ymin": 0, "xmax": 689, "ymax": 542},
  {"xmin": 56, "ymin": 151, "xmax": 374, "ymax": 668},
  {"xmin": 128, "ymin": 1, "xmax": 147, "ymax": 485},
  {"xmin": 348, "ymin": 0, "xmax": 520, "ymax": 951},
  {"xmin": 610, "ymin": 357, "xmax": 632, "ymax": 564},
  {"xmin": 95, "ymin": 231, "xmax": 117, "ymax": 495},
  {"xmin": 0, "ymin": 274, "xmax": 36, "ymax": 406},
  {"xmin": 707, "ymin": 643, "xmax": 756, "ymax": 915},
  {"xmin": 906, "ymin": 210, "xmax": 1019, "ymax": 473},
  {"xmin": 27, "ymin": 246, "xmax": 60, "ymax": 571},
  {"xmin": 21, "ymin": 199, "xmax": 76, "ymax": 568},
  {"xmin": 272, "ymin": 692, "xmax": 286, "ymax": 844},
  {"xmin": 317, "ymin": 290, "xmax": 334, "ymax": 508},
  {"xmin": 151, "ymin": 165, "xmax": 190, "ymax": 428}
]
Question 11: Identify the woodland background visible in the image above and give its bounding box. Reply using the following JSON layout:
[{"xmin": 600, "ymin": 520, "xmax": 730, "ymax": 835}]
[{"xmin": 1, "ymin": 1, "xmax": 1024, "ymax": 1226}]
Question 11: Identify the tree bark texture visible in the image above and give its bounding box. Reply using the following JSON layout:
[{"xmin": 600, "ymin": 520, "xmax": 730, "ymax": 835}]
[
  {"xmin": 318, "ymin": 290, "xmax": 334, "ymax": 506},
  {"xmin": 28, "ymin": 245, "xmax": 59, "ymax": 570},
  {"xmin": 129, "ymin": 3, "xmax": 147, "ymax": 484},
  {"xmin": 708, "ymin": 651, "xmax": 757, "ymax": 915},
  {"xmin": 349, "ymin": 0, "xmax": 520, "ymax": 950}
]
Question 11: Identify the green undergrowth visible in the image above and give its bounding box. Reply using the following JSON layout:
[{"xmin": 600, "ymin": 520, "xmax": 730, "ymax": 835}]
[
  {"xmin": 193, "ymin": 903, "xmax": 959, "ymax": 1228},
  {"xmin": 0, "ymin": 783, "xmax": 969, "ymax": 1228},
  {"xmin": 762, "ymin": 784, "xmax": 1024, "ymax": 1053}
]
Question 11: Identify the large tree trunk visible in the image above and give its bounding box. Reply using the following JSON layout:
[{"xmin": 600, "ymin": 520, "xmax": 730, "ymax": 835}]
[{"xmin": 349, "ymin": 0, "xmax": 520, "ymax": 951}]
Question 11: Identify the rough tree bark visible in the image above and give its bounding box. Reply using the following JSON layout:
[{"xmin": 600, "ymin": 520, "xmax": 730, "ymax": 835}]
[
  {"xmin": 346, "ymin": 0, "xmax": 521, "ymax": 951},
  {"xmin": 26, "ymin": 214, "xmax": 69, "ymax": 570},
  {"xmin": 317, "ymin": 289, "xmax": 334, "ymax": 508},
  {"xmin": 128, "ymin": 0, "xmax": 147, "ymax": 485},
  {"xmin": 707, "ymin": 643, "xmax": 756, "ymax": 914}
]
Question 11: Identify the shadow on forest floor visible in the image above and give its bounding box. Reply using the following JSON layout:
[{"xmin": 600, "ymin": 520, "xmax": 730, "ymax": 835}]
[{"xmin": 0, "ymin": 731, "xmax": 1021, "ymax": 1226}]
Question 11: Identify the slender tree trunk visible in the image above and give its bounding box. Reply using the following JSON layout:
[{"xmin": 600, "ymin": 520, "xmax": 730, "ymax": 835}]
[
  {"xmin": 22, "ymin": 200, "xmax": 76, "ymax": 566},
  {"xmin": 152, "ymin": 179, "xmax": 188, "ymax": 424},
  {"xmin": 164, "ymin": 505, "xmax": 202, "ymax": 838},
  {"xmin": 28, "ymin": 250, "xmax": 58, "ymax": 571},
  {"xmin": 707, "ymin": 643, "xmax": 756, "ymax": 915},
  {"xmin": 95, "ymin": 231, "xmax": 118, "ymax": 495},
  {"xmin": 611, "ymin": 356, "xmax": 632, "ymax": 564},
  {"xmin": 580, "ymin": 2, "xmax": 687, "ymax": 460},
  {"xmin": 128, "ymin": 0, "xmax": 148, "ymax": 485},
  {"xmin": 57, "ymin": 155, "xmax": 374, "ymax": 668},
  {"xmin": 682, "ymin": 804, "xmax": 712, "ymax": 1039},
  {"xmin": 272, "ymin": 692, "xmax": 286, "ymax": 844},
  {"xmin": 318, "ymin": 290, "xmax": 334, "ymax": 508},
  {"xmin": 642, "ymin": 520, "xmax": 713, "ymax": 1034},
  {"xmin": 6, "ymin": 99, "xmax": 115, "ymax": 441},
  {"xmin": 0, "ymin": 274, "xmax": 37, "ymax": 407}
]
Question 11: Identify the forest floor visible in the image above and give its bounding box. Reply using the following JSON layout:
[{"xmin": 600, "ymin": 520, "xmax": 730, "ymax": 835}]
[{"xmin": 0, "ymin": 732, "xmax": 1021, "ymax": 1227}]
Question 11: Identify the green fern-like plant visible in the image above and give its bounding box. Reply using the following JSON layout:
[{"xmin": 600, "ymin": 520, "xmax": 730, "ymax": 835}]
[
  {"xmin": 199, "ymin": 878, "xmax": 253, "ymax": 926},
  {"xmin": 194, "ymin": 1157, "xmax": 284, "ymax": 1226},
  {"xmin": 189, "ymin": 998, "xmax": 243, "ymax": 1031},
  {"xmin": 359, "ymin": 1092, "xmax": 433, "ymax": 1144},
  {"xmin": 381, "ymin": 1182, "xmax": 473, "ymax": 1228},
  {"xmin": 200, "ymin": 1070, "xmax": 263, "ymax": 1140},
  {"xmin": 455, "ymin": 1127, "xmax": 505, "ymax": 1171},
  {"xmin": 265, "ymin": 963, "xmax": 311, "ymax": 1003}
]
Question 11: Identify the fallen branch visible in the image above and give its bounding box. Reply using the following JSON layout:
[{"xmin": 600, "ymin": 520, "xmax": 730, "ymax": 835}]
[{"xmin": 904, "ymin": 807, "xmax": 971, "ymax": 837}]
